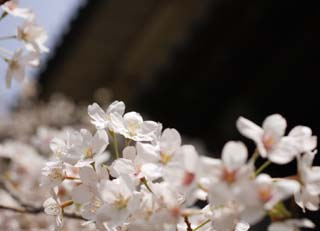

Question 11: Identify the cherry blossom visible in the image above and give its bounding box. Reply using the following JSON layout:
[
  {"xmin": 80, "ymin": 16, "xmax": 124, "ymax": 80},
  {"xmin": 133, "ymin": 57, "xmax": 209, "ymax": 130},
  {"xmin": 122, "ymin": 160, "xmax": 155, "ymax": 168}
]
[
  {"xmin": 5, "ymin": 49, "xmax": 39, "ymax": 88},
  {"xmin": 236, "ymin": 114, "xmax": 316, "ymax": 164},
  {"xmin": 294, "ymin": 151, "xmax": 320, "ymax": 211}
]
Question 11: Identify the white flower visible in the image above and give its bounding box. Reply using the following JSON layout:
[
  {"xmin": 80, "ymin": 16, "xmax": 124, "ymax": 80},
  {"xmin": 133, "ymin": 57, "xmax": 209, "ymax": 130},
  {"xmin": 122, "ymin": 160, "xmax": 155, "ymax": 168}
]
[
  {"xmin": 207, "ymin": 142, "xmax": 253, "ymax": 207},
  {"xmin": 17, "ymin": 17, "xmax": 49, "ymax": 53},
  {"xmin": 1, "ymin": 0, "xmax": 33, "ymax": 18},
  {"xmin": 96, "ymin": 176, "xmax": 140, "ymax": 228},
  {"xmin": 268, "ymin": 218, "xmax": 315, "ymax": 231},
  {"xmin": 43, "ymin": 196, "xmax": 63, "ymax": 230},
  {"xmin": 219, "ymin": 141, "xmax": 252, "ymax": 184},
  {"xmin": 209, "ymin": 203, "xmax": 250, "ymax": 231},
  {"xmin": 239, "ymin": 174, "xmax": 300, "ymax": 224},
  {"xmin": 110, "ymin": 145, "xmax": 162, "ymax": 183},
  {"xmin": 88, "ymin": 100, "xmax": 125, "ymax": 130},
  {"xmin": 110, "ymin": 111, "xmax": 161, "ymax": 142},
  {"xmin": 41, "ymin": 161, "xmax": 65, "ymax": 188},
  {"xmin": 288, "ymin": 126, "xmax": 317, "ymax": 154},
  {"xmin": 50, "ymin": 129, "xmax": 109, "ymax": 166},
  {"xmin": 162, "ymin": 145, "xmax": 200, "ymax": 205},
  {"xmin": 236, "ymin": 114, "xmax": 316, "ymax": 164},
  {"xmin": 135, "ymin": 128, "xmax": 182, "ymax": 165},
  {"xmin": 295, "ymin": 151, "xmax": 320, "ymax": 211},
  {"xmin": 5, "ymin": 49, "xmax": 39, "ymax": 88}
]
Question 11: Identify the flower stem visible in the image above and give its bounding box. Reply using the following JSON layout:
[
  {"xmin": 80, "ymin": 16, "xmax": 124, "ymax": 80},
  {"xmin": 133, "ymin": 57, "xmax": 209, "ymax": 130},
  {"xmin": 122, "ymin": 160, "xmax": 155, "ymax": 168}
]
[
  {"xmin": 0, "ymin": 12, "xmax": 8, "ymax": 21},
  {"xmin": 140, "ymin": 177, "xmax": 153, "ymax": 193},
  {"xmin": 255, "ymin": 160, "xmax": 271, "ymax": 176},
  {"xmin": 192, "ymin": 219, "xmax": 210, "ymax": 231},
  {"xmin": 64, "ymin": 176, "xmax": 80, "ymax": 180},
  {"xmin": 110, "ymin": 131, "xmax": 120, "ymax": 159},
  {"xmin": 60, "ymin": 200, "xmax": 73, "ymax": 209},
  {"xmin": 249, "ymin": 148, "xmax": 259, "ymax": 163}
]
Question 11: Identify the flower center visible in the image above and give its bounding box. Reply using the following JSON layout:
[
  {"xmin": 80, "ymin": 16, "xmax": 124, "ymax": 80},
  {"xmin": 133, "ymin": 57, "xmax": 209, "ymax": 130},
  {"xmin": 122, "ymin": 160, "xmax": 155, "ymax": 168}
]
[
  {"xmin": 182, "ymin": 171, "xmax": 195, "ymax": 186},
  {"xmin": 49, "ymin": 168, "xmax": 64, "ymax": 181},
  {"xmin": 262, "ymin": 133, "xmax": 275, "ymax": 150},
  {"xmin": 85, "ymin": 148, "xmax": 93, "ymax": 159},
  {"xmin": 258, "ymin": 185, "xmax": 272, "ymax": 202},
  {"xmin": 114, "ymin": 194, "xmax": 130, "ymax": 209},
  {"xmin": 222, "ymin": 168, "xmax": 236, "ymax": 184},
  {"xmin": 160, "ymin": 153, "xmax": 172, "ymax": 165}
]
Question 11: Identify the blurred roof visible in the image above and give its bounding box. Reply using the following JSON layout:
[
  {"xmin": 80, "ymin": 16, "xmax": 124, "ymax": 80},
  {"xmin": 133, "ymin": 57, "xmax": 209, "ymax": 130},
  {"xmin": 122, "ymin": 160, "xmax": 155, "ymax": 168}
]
[{"xmin": 39, "ymin": 0, "xmax": 210, "ymax": 103}]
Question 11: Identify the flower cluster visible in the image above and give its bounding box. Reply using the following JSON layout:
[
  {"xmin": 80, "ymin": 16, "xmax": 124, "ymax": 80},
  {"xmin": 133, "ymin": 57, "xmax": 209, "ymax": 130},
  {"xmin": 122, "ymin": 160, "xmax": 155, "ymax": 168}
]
[
  {"xmin": 0, "ymin": 0, "xmax": 48, "ymax": 87},
  {"xmin": 41, "ymin": 101, "xmax": 319, "ymax": 231}
]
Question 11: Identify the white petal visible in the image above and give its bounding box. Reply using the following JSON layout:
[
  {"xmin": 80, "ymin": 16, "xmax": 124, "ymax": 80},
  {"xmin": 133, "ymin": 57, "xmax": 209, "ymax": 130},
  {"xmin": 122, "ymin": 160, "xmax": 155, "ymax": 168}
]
[
  {"xmin": 160, "ymin": 128, "xmax": 182, "ymax": 155},
  {"xmin": 268, "ymin": 137, "xmax": 299, "ymax": 164},
  {"xmin": 236, "ymin": 117, "xmax": 265, "ymax": 156},
  {"xmin": 79, "ymin": 166, "xmax": 98, "ymax": 185},
  {"xmin": 289, "ymin": 126, "xmax": 317, "ymax": 153},
  {"xmin": 109, "ymin": 158, "xmax": 135, "ymax": 177},
  {"xmin": 138, "ymin": 121, "xmax": 160, "ymax": 141},
  {"xmin": 140, "ymin": 163, "xmax": 162, "ymax": 180},
  {"xmin": 287, "ymin": 218, "xmax": 315, "ymax": 228},
  {"xmin": 222, "ymin": 141, "xmax": 248, "ymax": 171},
  {"xmin": 123, "ymin": 112, "xmax": 143, "ymax": 128},
  {"xmin": 235, "ymin": 222, "xmax": 250, "ymax": 231},
  {"xmin": 106, "ymin": 100, "xmax": 125, "ymax": 116},
  {"xmin": 268, "ymin": 222, "xmax": 292, "ymax": 231},
  {"xmin": 265, "ymin": 179, "xmax": 300, "ymax": 210},
  {"xmin": 136, "ymin": 142, "xmax": 159, "ymax": 162},
  {"xmin": 92, "ymin": 130, "xmax": 109, "ymax": 154},
  {"xmin": 88, "ymin": 103, "xmax": 108, "ymax": 129},
  {"xmin": 180, "ymin": 145, "xmax": 199, "ymax": 172},
  {"xmin": 262, "ymin": 114, "xmax": 287, "ymax": 138}
]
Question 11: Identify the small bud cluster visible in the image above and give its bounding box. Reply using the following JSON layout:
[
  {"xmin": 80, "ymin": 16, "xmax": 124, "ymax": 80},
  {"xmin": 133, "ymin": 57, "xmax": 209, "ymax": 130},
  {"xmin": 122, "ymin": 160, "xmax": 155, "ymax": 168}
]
[
  {"xmin": 40, "ymin": 101, "xmax": 319, "ymax": 231},
  {"xmin": 0, "ymin": 0, "xmax": 48, "ymax": 88}
]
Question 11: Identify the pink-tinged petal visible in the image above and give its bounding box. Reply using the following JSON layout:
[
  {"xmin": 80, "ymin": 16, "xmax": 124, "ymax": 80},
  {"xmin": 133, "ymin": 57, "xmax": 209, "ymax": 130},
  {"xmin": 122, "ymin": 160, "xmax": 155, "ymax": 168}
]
[
  {"xmin": 72, "ymin": 184, "xmax": 93, "ymax": 204},
  {"xmin": 160, "ymin": 128, "xmax": 182, "ymax": 155},
  {"xmin": 222, "ymin": 141, "xmax": 248, "ymax": 171},
  {"xmin": 79, "ymin": 166, "xmax": 98, "ymax": 186},
  {"xmin": 122, "ymin": 146, "xmax": 136, "ymax": 161},
  {"xmin": 262, "ymin": 114, "xmax": 287, "ymax": 138}
]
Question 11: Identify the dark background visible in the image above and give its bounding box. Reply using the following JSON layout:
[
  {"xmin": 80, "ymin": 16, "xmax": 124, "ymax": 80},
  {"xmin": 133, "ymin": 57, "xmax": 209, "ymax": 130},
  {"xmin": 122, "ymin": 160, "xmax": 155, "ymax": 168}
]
[{"xmin": 39, "ymin": 0, "xmax": 320, "ymax": 229}]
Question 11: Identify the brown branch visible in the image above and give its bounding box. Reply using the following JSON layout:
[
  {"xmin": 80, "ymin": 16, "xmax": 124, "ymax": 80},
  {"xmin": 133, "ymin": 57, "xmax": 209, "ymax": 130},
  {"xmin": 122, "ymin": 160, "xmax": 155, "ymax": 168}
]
[
  {"xmin": 0, "ymin": 179, "xmax": 84, "ymax": 220},
  {"xmin": 184, "ymin": 215, "xmax": 192, "ymax": 231}
]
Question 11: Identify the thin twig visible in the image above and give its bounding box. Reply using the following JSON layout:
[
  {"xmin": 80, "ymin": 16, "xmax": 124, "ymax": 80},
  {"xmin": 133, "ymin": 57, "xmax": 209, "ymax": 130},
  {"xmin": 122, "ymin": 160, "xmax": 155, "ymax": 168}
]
[{"xmin": 0, "ymin": 179, "xmax": 84, "ymax": 220}]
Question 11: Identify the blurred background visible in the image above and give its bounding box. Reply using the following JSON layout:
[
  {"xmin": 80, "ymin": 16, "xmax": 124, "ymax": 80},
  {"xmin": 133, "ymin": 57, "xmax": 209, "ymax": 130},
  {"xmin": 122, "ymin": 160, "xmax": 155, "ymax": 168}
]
[{"xmin": 1, "ymin": 0, "xmax": 319, "ymax": 229}]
